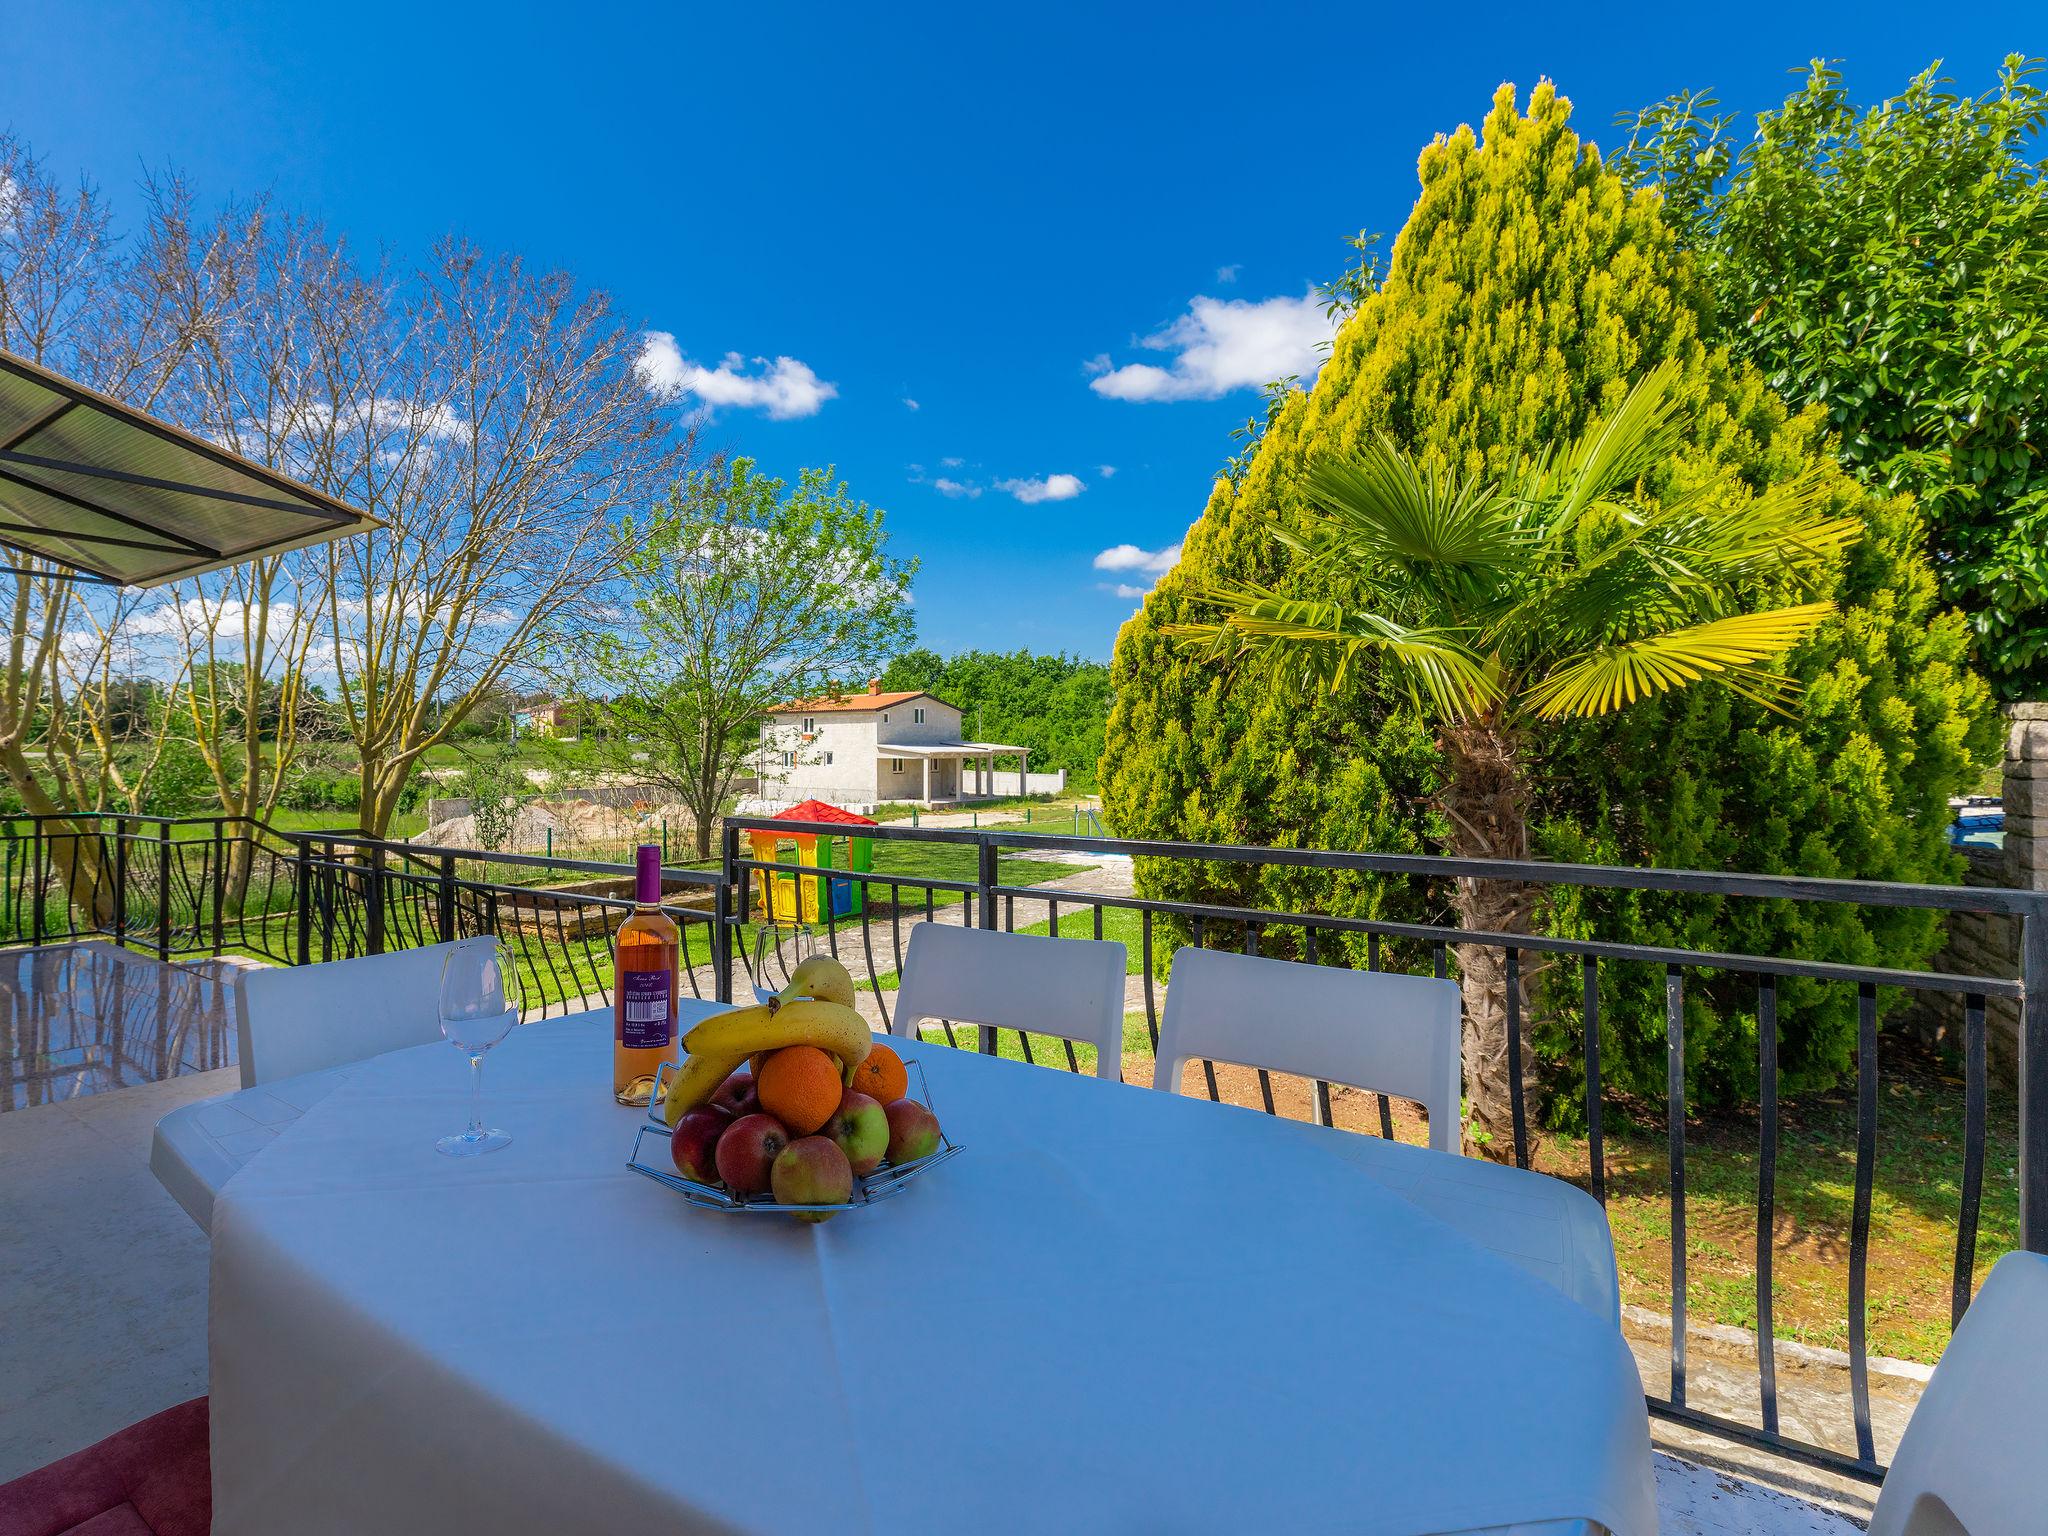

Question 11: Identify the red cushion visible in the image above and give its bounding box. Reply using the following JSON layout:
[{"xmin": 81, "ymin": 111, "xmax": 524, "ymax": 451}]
[{"xmin": 0, "ymin": 1398, "xmax": 209, "ymax": 1536}]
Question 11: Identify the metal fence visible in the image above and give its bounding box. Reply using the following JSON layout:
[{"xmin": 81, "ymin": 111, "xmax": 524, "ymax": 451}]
[{"xmin": 4, "ymin": 807, "xmax": 2043, "ymax": 1484}]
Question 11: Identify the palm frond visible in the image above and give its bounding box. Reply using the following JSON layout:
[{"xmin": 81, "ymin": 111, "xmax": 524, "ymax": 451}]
[
  {"xmin": 1165, "ymin": 585, "xmax": 1500, "ymax": 720},
  {"xmin": 1520, "ymin": 601, "xmax": 1835, "ymax": 720},
  {"xmin": 1302, "ymin": 443, "xmax": 1524, "ymax": 572},
  {"xmin": 1527, "ymin": 361, "xmax": 1690, "ymax": 533}
]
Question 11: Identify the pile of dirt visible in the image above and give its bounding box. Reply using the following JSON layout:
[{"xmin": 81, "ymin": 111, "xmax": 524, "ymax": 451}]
[{"xmin": 414, "ymin": 797, "xmax": 700, "ymax": 855}]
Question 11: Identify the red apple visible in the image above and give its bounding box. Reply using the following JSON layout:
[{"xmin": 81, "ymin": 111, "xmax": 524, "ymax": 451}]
[
  {"xmin": 711, "ymin": 1068, "xmax": 760, "ymax": 1118},
  {"xmin": 669, "ymin": 1109, "xmax": 729, "ymax": 1184},
  {"xmin": 715, "ymin": 1112, "xmax": 789, "ymax": 1196},
  {"xmin": 824, "ymin": 1089, "xmax": 889, "ymax": 1176},
  {"xmin": 771, "ymin": 1135, "xmax": 853, "ymax": 1220},
  {"xmin": 885, "ymin": 1098, "xmax": 941, "ymax": 1165}
]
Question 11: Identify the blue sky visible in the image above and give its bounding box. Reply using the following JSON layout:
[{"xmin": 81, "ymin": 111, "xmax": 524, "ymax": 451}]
[{"xmin": 8, "ymin": 2, "xmax": 2043, "ymax": 659}]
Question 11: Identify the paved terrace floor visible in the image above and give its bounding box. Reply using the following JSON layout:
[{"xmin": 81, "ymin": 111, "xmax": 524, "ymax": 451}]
[{"xmin": 3, "ymin": 921, "xmax": 1892, "ymax": 1530}]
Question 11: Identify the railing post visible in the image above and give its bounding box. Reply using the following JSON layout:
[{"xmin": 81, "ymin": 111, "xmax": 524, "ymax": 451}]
[
  {"xmin": 976, "ymin": 835, "xmax": 998, "ymax": 1054},
  {"xmin": 31, "ymin": 817, "xmax": 44, "ymax": 943},
  {"xmin": 367, "ymin": 842, "xmax": 386, "ymax": 955},
  {"xmin": 437, "ymin": 853, "xmax": 456, "ymax": 943},
  {"xmin": 318, "ymin": 840, "xmax": 334, "ymax": 963},
  {"xmin": 156, "ymin": 820, "xmax": 172, "ymax": 962},
  {"xmin": 2022, "ymin": 902, "xmax": 2048, "ymax": 1252},
  {"xmin": 113, "ymin": 817, "xmax": 129, "ymax": 948},
  {"xmin": 295, "ymin": 840, "xmax": 312, "ymax": 967},
  {"xmin": 211, "ymin": 818, "xmax": 225, "ymax": 956},
  {"xmin": 716, "ymin": 823, "xmax": 740, "ymax": 1005}
]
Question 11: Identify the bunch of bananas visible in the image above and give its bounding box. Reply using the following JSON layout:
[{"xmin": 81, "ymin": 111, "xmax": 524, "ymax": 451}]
[{"xmin": 662, "ymin": 956, "xmax": 868, "ymax": 1125}]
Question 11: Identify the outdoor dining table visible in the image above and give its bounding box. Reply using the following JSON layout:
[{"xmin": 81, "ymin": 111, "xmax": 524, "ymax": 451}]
[{"xmin": 204, "ymin": 1009, "xmax": 1655, "ymax": 1535}]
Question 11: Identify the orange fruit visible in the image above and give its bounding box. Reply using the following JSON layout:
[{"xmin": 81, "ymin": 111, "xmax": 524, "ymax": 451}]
[
  {"xmin": 757, "ymin": 1045, "xmax": 843, "ymax": 1136},
  {"xmin": 851, "ymin": 1043, "xmax": 907, "ymax": 1105}
]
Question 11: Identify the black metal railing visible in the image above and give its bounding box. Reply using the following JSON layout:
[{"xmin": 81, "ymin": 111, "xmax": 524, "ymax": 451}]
[{"xmin": 3, "ymin": 806, "xmax": 2043, "ymax": 1484}]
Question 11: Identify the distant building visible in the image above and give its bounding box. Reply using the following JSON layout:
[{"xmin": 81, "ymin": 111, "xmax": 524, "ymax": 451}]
[
  {"xmin": 754, "ymin": 681, "xmax": 1054, "ymax": 808},
  {"xmin": 510, "ymin": 700, "xmax": 573, "ymax": 739}
]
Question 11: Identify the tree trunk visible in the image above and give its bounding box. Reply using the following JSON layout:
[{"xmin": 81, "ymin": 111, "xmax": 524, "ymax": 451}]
[
  {"xmin": 0, "ymin": 742, "xmax": 117, "ymax": 931},
  {"xmin": 1437, "ymin": 720, "xmax": 1540, "ymax": 1163}
]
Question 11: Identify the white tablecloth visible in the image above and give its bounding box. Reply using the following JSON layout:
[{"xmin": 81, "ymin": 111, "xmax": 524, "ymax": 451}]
[{"xmin": 209, "ymin": 1015, "xmax": 1654, "ymax": 1535}]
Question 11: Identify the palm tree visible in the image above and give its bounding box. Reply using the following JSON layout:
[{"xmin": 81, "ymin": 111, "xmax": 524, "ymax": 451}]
[{"xmin": 1171, "ymin": 363, "xmax": 1861, "ymax": 1157}]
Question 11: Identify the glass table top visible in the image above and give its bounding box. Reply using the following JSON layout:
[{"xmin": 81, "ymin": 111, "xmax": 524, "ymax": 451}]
[{"xmin": 1, "ymin": 941, "xmax": 239, "ymax": 1112}]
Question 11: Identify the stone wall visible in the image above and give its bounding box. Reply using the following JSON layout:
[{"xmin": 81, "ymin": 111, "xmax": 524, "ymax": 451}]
[{"xmin": 1922, "ymin": 703, "xmax": 2047, "ymax": 1075}]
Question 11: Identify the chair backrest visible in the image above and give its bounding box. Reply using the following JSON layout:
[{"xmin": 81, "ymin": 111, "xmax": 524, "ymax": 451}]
[
  {"xmin": 1151, "ymin": 947, "xmax": 1462, "ymax": 1155},
  {"xmin": 235, "ymin": 942, "xmax": 463, "ymax": 1087},
  {"xmin": 1869, "ymin": 1250, "xmax": 2048, "ymax": 1536},
  {"xmin": 890, "ymin": 923, "xmax": 1128, "ymax": 1080}
]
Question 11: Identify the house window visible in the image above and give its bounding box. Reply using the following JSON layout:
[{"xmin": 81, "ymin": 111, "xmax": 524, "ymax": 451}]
[
  {"xmin": 821, "ymin": 751, "xmax": 833, "ymax": 765},
  {"xmin": 891, "ymin": 758, "xmax": 905, "ymax": 773},
  {"xmin": 913, "ymin": 706, "xmax": 925, "ymax": 724},
  {"xmin": 802, "ymin": 716, "xmax": 816, "ymax": 733},
  {"xmin": 881, "ymin": 712, "xmax": 890, "ymax": 722},
  {"xmin": 780, "ymin": 751, "xmax": 795, "ymax": 767}
]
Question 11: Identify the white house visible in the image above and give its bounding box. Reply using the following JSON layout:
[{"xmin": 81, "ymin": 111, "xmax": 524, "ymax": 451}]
[{"xmin": 753, "ymin": 682, "xmax": 1056, "ymax": 810}]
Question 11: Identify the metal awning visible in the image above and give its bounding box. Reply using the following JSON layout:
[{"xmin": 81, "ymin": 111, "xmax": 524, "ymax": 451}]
[
  {"xmin": 875, "ymin": 742, "xmax": 1030, "ymax": 758},
  {"xmin": 0, "ymin": 349, "xmax": 381, "ymax": 587}
]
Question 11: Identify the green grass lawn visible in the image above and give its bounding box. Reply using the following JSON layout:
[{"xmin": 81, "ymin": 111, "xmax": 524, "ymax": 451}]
[
  {"xmin": 867, "ymin": 794, "xmax": 1103, "ymax": 829},
  {"xmin": 157, "ymin": 808, "xmax": 429, "ymax": 841}
]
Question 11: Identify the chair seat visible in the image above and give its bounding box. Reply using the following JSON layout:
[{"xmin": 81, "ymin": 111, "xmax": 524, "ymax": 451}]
[
  {"xmin": 149, "ymin": 1067, "xmax": 350, "ymax": 1231},
  {"xmin": 0, "ymin": 1398, "xmax": 209, "ymax": 1536}
]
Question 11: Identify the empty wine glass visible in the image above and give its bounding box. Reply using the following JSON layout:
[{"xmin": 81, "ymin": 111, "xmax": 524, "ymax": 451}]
[
  {"xmin": 751, "ymin": 921, "xmax": 818, "ymax": 1003},
  {"xmin": 436, "ymin": 937, "xmax": 521, "ymax": 1157}
]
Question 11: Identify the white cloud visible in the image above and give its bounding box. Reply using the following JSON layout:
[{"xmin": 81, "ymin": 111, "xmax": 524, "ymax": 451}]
[
  {"xmin": 1216, "ymin": 263, "xmax": 1241, "ymax": 283},
  {"xmin": 902, "ymin": 397, "xmax": 920, "ymax": 410},
  {"xmin": 1093, "ymin": 541, "xmax": 1181, "ymax": 575},
  {"xmin": 1087, "ymin": 291, "xmax": 1332, "ymax": 403},
  {"xmin": 933, "ymin": 477, "xmax": 981, "ymax": 499},
  {"xmin": 997, "ymin": 472, "xmax": 1085, "ymax": 504},
  {"xmin": 1106, "ymin": 582, "xmax": 1150, "ymax": 600},
  {"xmin": 634, "ymin": 333, "xmax": 837, "ymax": 420},
  {"xmin": 941, "ymin": 456, "xmax": 964, "ymax": 468},
  {"xmin": 1098, "ymin": 464, "xmax": 1117, "ymax": 478}
]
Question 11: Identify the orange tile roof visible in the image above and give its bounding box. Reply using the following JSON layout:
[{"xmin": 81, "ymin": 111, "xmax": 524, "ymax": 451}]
[{"xmin": 771, "ymin": 688, "xmax": 938, "ymax": 715}]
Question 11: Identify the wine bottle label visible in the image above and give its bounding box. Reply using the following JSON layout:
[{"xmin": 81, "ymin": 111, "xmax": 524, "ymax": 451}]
[{"xmin": 620, "ymin": 970, "xmax": 673, "ymax": 1049}]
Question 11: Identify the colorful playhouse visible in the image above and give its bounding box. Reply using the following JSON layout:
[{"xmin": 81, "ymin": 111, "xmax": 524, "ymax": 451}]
[{"xmin": 747, "ymin": 800, "xmax": 876, "ymax": 923}]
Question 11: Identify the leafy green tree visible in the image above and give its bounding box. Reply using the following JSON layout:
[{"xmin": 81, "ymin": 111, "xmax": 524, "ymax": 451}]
[
  {"xmin": 1175, "ymin": 364, "xmax": 1858, "ymax": 1150},
  {"xmin": 878, "ymin": 649, "xmax": 1111, "ymax": 786},
  {"xmin": 454, "ymin": 746, "xmax": 524, "ymax": 853},
  {"xmin": 578, "ymin": 458, "xmax": 917, "ymax": 858},
  {"xmin": 1614, "ymin": 56, "xmax": 2048, "ymax": 697},
  {"xmin": 1100, "ymin": 83, "xmax": 1996, "ymax": 1139}
]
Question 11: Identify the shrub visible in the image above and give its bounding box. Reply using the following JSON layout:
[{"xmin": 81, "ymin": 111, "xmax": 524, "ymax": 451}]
[
  {"xmin": 1100, "ymin": 82, "xmax": 1998, "ymax": 1112},
  {"xmin": 278, "ymin": 772, "xmax": 361, "ymax": 813}
]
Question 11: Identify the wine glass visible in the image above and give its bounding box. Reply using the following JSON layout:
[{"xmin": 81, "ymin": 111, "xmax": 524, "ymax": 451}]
[
  {"xmin": 436, "ymin": 937, "xmax": 521, "ymax": 1157},
  {"xmin": 751, "ymin": 921, "xmax": 818, "ymax": 1003}
]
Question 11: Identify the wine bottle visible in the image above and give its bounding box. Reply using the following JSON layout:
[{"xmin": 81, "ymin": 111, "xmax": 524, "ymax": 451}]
[{"xmin": 613, "ymin": 843, "xmax": 679, "ymax": 1106}]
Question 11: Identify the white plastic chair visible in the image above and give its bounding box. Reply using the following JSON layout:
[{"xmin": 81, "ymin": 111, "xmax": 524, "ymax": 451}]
[
  {"xmin": 1150, "ymin": 946, "xmax": 1463, "ymax": 1156},
  {"xmin": 1868, "ymin": 1250, "xmax": 2048, "ymax": 1536},
  {"xmin": 890, "ymin": 923, "xmax": 1128, "ymax": 1080},
  {"xmin": 234, "ymin": 940, "xmax": 467, "ymax": 1088}
]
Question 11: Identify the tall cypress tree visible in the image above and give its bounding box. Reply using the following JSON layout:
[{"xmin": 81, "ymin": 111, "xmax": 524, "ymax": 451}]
[{"xmin": 1101, "ymin": 83, "xmax": 1995, "ymax": 1132}]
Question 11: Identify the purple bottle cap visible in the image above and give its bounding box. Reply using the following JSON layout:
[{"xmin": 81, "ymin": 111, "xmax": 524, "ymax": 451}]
[{"xmin": 636, "ymin": 843, "xmax": 661, "ymax": 904}]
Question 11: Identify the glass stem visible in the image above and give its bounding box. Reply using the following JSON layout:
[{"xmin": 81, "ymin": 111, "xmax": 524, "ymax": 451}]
[{"xmin": 469, "ymin": 1053, "xmax": 485, "ymax": 1137}]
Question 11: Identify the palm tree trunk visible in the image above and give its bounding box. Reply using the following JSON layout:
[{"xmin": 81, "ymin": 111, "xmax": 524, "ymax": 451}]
[{"xmin": 1437, "ymin": 721, "xmax": 1539, "ymax": 1163}]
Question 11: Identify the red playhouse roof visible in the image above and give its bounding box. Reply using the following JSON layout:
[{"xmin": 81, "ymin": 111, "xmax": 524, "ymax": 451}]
[{"xmin": 770, "ymin": 799, "xmax": 878, "ymax": 827}]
